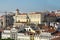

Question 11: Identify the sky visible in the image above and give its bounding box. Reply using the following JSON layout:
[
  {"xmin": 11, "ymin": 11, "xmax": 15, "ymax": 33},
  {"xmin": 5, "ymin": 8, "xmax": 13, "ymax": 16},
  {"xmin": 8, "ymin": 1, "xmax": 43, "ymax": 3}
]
[{"xmin": 0, "ymin": 0, "xmax": 60, "ymax": 13}]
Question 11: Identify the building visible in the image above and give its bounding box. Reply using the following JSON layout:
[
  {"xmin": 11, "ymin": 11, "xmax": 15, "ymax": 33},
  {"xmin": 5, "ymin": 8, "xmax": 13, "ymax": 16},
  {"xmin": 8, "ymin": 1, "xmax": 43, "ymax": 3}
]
[
  {"xmin": 28, "ymin": 12, "xmax": 43, "ymax": 24},
  {"xmin": 17, "ymin": 33, "xmax": 30, "ymax": 40},
  {"xmin": 0, "ymin": 16, "xmax": 3, "ymax": 28},
  {"xmin": 0, "ymin": 12, "xmax": 14, "ymax": 29},
  {"xmin": 13, "ymin": 9, "xmax": 44, "ymax": 27},
  {"xmin": 40, "ymin": 32, "xmax": 51, "ymax": 40},
  {"xmin": 1, "ymin": 30, "xmax": 10, "ymax": 39},
  {"xmin": 0, "ymin": 15, "xmax": 7, "ymax": 29},
  {"xmin": 1, "ymin": 27, "xmax": 52, "ymax": 40},
  {"xmin": 44, "ymin": 12, "xmax": 56, "ymax": 26},
  {"xmin": 1, "ymin": 27, "xmax": 38, "ymax": 40},
  {"xmin": 0, "ymin": 9, "xmax": 46, "ymax": 28}
]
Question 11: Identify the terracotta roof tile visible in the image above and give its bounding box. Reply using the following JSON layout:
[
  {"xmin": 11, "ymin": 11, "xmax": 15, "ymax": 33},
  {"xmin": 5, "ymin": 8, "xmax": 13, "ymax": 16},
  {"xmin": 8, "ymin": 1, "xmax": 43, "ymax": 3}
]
[
  {"xmin": 55, "ymin": 13, "xmax": 60, "ymax": 16},
  {"xmin": 51, "ymin": 37, "xmax": 60, "ymax": 40},
  {"xmin": 46, "ymin": 13, "xmax": 56, "ymax": 17},
  {"xmin": 52, "ymin": 31, "xmax": 60, "ymax": 36},
  {"xmin": 41, "ymin": 26, "xmax": 56, "ymax": 33}
]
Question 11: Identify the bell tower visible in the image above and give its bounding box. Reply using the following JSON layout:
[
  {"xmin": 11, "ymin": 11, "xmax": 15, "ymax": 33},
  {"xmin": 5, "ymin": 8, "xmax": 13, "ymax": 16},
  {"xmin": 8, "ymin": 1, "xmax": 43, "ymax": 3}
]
[
  {"xmin": 15, "ymin": 9, "xmax": 19, "ymax": 16},
  {"xmin": 15, "ymin": 9, "xmax": 20, "ymax": 23}
]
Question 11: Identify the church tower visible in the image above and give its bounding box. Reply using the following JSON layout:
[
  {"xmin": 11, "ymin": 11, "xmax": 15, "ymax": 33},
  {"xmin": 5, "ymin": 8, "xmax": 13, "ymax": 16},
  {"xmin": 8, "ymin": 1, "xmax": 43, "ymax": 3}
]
[
  {"xmin": 15, "ymin": 9, "xmax": 19, "ymax": 16},
  {"xmin": 15, "ymin": 9, "xmax": 20, "ymax": 23}
]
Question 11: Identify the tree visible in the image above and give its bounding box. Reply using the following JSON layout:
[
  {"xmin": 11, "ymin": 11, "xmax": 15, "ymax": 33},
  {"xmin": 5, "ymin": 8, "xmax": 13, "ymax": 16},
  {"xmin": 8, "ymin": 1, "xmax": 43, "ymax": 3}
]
[{"xmin": 0, "ymin": 38, "xmax": 14, "ymax": 40}]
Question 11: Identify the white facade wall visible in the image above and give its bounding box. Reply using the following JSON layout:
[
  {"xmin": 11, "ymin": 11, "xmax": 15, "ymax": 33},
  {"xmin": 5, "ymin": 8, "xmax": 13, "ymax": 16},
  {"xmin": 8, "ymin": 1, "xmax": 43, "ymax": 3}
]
[
  {"xmin": 1, "ymin": 30, "xmax": 11, "ymax": 39},
  {"xmin": 34, "ymin": 36, "xmax": 40, "ymax": 40},
  {"xmin": 40, "ymin": 38, "xmax": 50, "ymax": 40},
  {"xmin": 17, "ymin": 35, "xmax": 30, "ymax": 40},
  {"xmin": 2, "ymin": 33, "xmax": 10, "ymax": 39},
  {"xmin": 1, "ymin": 30, "xmax": 51, "ymax": 40}
]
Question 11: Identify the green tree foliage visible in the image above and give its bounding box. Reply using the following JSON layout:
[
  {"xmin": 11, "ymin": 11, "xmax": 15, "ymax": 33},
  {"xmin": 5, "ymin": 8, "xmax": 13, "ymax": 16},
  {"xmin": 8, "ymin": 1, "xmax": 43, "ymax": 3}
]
[{"xmin": 0, "ymin": 38, "xmax": 14, "ymax": 40}]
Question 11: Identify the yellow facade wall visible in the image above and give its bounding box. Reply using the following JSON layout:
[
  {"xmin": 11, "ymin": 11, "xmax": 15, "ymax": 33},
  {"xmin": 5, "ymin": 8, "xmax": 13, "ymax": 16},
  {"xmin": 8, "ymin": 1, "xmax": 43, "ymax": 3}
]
[
  {"xmin": 13, "ymin": 12, "xmax": 42, "ymax": 25},
  {"xmin": 28, "ymin": 13, "xmax": 41, "ymax": 24}
]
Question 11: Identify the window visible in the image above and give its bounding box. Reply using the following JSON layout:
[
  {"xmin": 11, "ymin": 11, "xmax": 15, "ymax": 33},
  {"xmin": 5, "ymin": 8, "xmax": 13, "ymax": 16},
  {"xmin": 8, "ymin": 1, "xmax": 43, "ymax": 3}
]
[
  {"xmin": 29, "ymin": 29, "xmax": 31, "ymax": 31},
  {"xmin": 11, "ymin": 34, "xmax": 16, "ymax": 39},
  {"xmin": 16, "ymin": 20, "xmax": 20, "ymax": 23}
]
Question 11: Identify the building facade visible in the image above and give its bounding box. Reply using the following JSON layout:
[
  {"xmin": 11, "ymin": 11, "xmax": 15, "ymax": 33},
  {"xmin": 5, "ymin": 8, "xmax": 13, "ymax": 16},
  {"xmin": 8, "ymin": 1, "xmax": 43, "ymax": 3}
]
[
  {"xmin": 1, "ymin": 28, "xmax": 51, "ymax": 40},
  {"xmin": 13, "ymin": 9, "xmax": 44, "ymax": 27}
]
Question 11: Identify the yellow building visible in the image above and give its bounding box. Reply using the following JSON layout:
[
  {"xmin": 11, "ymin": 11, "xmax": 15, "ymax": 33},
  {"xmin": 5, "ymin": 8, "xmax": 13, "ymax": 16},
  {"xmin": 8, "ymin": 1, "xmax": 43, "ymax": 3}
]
[
  {"xmin": 28, "ymin": 12, "xmax": 42, "ymax": 24},
  {"xmin": 14, "ymin": 14, "xmax": 27, "ymax": 23},
  {"xmin": 13, "ymin": 9, "xmax": 44, "ymax": 27}
]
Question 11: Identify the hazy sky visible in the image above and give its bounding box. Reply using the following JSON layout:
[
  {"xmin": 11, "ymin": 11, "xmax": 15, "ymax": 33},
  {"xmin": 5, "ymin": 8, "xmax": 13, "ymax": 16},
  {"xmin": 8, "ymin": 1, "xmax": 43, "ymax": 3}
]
[{"xmin": 0, "ymin": 0, "xmax": 60, "ymax": 13}]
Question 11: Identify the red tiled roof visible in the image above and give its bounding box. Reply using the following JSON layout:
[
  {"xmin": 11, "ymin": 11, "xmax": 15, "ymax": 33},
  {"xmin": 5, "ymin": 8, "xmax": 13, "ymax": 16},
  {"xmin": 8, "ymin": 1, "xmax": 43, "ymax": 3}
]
[
  {"xmin": 52, "ymin": 31, "xmax": 60, "ymax": 36},
  {"xmin": 0, "ymin": 29, "xmax": 3, "ymax": 32},
  {"xmin": 0, "ymin": 16, "xmax": 3, "ymax": 18},
  {"xmin": 51, "ymin": 37, "xmax": 60, "ymax": 40},
  {"xmin": 41, "ymin": 26, "xmax": 56, "ymax": 33},
  {"xmin": 47, "ymin": 13, "xmax": 56, "ymax": 17},
  {"xmin": 55, "ymin": 13, "xmax": 60, "ymax": 17},
  {"xmin": 29, "ymin": 12, "xmax": 42, "ymax": 15}
]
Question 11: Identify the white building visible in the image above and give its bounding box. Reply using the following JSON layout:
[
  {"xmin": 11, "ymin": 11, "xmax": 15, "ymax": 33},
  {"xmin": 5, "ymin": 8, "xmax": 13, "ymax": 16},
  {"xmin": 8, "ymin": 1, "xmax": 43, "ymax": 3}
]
[
  {"xmin": 24, "ymin": 26, "xmax": 35, "ymax": 33},
  {"xmin": 1, "ymin": 29, "xmax": 40, "ymax": 40},
  {"xmin": 1, "ymin": 27, "xmax": 52, "ymax": 40},
  {"xmin": 2, "ymin": 30, "xmax": 10, "ymax": 39},
  {"xmin": 17, "ymin": 33, "xmax": 30, "ymax": 40},
  {"xmin": 40, "ymin": 32, "xmax": 51, "ymax": 40}
]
